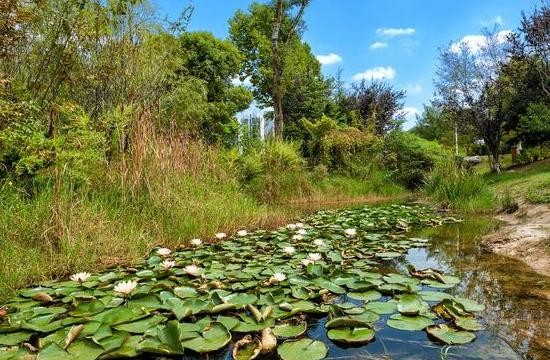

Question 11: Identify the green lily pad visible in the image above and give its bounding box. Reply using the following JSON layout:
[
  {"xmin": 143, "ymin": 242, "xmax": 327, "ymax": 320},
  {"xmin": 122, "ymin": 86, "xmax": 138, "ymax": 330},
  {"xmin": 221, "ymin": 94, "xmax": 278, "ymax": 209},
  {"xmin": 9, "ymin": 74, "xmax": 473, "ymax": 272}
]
[
  {"xmin": 70, "ymin": 300, "xmax": 105, "ymax": 317},
  {"xmin": 364, "ymin": 301, "xmax": 397, "ymax": 315},
  {"xmin": 327, "ymin": 327, "xmax": 375, "ymax": 344},
  {"xmin": 454, "ymin": 317, "xmax": 483, "ymax": 331},
  {"xmin": 347, "ymin": 290, "xmax": 382, "ymax": 301},
  {"xmin": 418, "ymin": 291, "xmax": 453, "ymax": 302},
  {"xmin": 0, "ymin": 331, "xmax": 33, "ymax": 346},
  {"xmin": 277, "ymin": 338, "xmax": 328, "ymax": 360},
  {"xmin": 453, "ymin": 297, "xmax": 486, "ymax": 312},
  {"xmin": 181, "ymin": 322, "xmax": 231, "ymax": 353},
  {"xmin": 273, "ymin": 321, "xmax": 307, "ymax": 338},
  {"xmin": 397, "ymin": 294, "xmax": 424, "ymax": 315},
  {"xmin": 426, "ymin": 324, "xmax": 476, "ymax": 344},
  {"xmin": 386, "ymin": 314, "xmax": 434, "ymax": 331},
  {"xmin": 114, "ymin": 315, "xmax": 166, "ymax": 334}
]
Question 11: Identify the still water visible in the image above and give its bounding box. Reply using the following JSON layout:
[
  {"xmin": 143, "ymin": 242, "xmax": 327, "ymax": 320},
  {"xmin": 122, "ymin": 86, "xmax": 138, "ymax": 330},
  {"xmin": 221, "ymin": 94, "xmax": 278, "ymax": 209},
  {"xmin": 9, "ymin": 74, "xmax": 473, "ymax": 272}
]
[{"xmin": 178, "ymin": 218, "xmax": 550, "ymax": 360}]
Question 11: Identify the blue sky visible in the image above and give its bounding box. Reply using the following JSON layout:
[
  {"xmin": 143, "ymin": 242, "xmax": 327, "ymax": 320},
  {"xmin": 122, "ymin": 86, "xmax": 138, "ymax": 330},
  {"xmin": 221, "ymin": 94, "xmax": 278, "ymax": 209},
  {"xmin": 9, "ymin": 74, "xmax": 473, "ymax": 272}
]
[{"xmin": 154, "ymin": 0, "xmax": 533, "ymax": 128}]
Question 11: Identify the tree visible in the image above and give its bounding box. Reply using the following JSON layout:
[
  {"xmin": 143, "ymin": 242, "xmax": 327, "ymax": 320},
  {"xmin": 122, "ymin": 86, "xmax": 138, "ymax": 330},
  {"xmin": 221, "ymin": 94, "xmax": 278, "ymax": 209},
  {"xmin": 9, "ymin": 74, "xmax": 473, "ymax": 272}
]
[
  {"xmin": 346, "ymin": 80, "xmax": 406, "ymax": 135},
  {"xmin": 435, "ymin": 29, "xmax": 509, "ymax": 173},
  {"xmin": 229, "ymin": 1, "xmax": 314, "ymax": 138},
  {"xmin": 170, "ymin": 32, "xmax": 253, "ymax": 143},
  {"xmin": 509, "ymin": 0, "xmax": 550, "ymax": 96}
]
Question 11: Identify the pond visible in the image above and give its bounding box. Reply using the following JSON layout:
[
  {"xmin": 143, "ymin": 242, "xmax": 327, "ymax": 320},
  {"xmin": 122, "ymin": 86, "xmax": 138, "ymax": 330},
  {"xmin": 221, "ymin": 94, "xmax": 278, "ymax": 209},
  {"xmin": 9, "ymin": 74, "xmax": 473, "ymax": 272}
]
[{"xmin": 0, "ymin": 205, "xmax": 548, "ymax": 360}]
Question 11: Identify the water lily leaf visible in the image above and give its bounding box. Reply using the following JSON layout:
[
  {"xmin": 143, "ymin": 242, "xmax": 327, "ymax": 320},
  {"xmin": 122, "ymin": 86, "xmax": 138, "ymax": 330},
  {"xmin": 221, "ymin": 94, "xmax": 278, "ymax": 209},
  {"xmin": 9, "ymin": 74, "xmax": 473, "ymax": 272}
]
[
  {"xmin": 452, "ymin": 297, "xmax": 485, "ymax": 312},
  {"xmin": 327, "ymin": 327, "xmax": 375, "ymax": 344},
  {"xmin": 37, "ymin": 343, "xmax": 71, "ymax": 360},
  {"xmin": 397, "ymin": 294, "xmax": 424, "ymax": 315},
  {"xmin": 351, "ymin": 311, "xmax": 380, "ymax": 323},
  {"xmin": 100, "ymin": 335, "xmax": 140, "ymax": 359},
  {"xmin": 66, "ymin": 339, "xmax": 105, "ymax": 360},
  {"xmin": 232, "ymin": 335, "xmax": 261, "ymax": 360},
  {"xmin": 217, "ymin": 316, "xmax": 240, "ymax": 331},
  {"xmin": 454, "ymin": 317, "xmax": 483, "ymax": 331},
  {"xmin": 314, "ymin": 279, "xmax": 346, "ymax": 294},
  {"xmin": 181, "ymin": 322, "xmax": 231, "ymax": 353},
  {"xmin": 375, "ymin": 251, "xmax": 403, "ymax": 259},
  {"xmin": 0, "ymin": 331, "xmax": 32, "ymax": 346},
  {"xmin": 70, "ymin": 300, "xmax": 105, "ymax": 317},
  {"xmin": 347, "ymin": 290, "xmax": 382, "ymax": 301},
  {"xmin": 364, "ymin": 301, "xmax": 397, "ymax": 315},
  {"xmin": 173, "ymin": 287, "xmax": 198, "ymax": 299},
  {"xmin": 114, "ymin": 315, "xmax": 165, "ymax": 334},
  {"xmin": 90, "ymin": 307, "xmax": 137, "ymax": 326},
  {"xmin": 426, "ymin": 324, "xmax": 476, "ymax": 344},
  {"xmin": 325, "ymin": 317, "xmax": 370, "ymax": 329},
  {"xmin": 422, "ymin": 275, "xmax": 460, "ymax": 289},
  {"xmin": 225, "ymin": 293, "xmax": 258, "ymax": 307},
  {"xmin": 126, "ymin": 295, "xmax": 162, "ymax": 310},
  {"xmin": 273, "ymin": 321, "xmax": 307, "ymax": 338},
  {"xmin": 277, "ymin": 338, "xmax": 328, "ymax": 360},
  {"xmin": 386, "ymin": 314, "xmax": 434, "ymax": 331}
]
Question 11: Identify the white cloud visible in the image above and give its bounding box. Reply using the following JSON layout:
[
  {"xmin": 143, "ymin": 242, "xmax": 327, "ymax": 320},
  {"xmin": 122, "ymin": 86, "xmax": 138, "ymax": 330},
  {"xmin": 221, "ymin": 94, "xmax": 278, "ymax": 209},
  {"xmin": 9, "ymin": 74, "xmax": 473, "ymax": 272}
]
[
  {"xmin": 369, "ymin": 42, "xmax": 388, "ymax": 50},
  {"xmin": 402, "ymin": 106, "xmax": 421, "ymax": 128},
  {"xmin": 481, "ymin": 15, "xmax": 503, "ymax": 25},
  {"xmin": 352, "ymin": 66, "xmax": 396, "ymax": 81},
  {"xmin": 405, "ymin": 83, "xmax": 423, "ymax": 95},
  {"xmin": 450, "ymin": 30, "xmax": 512, "ymax": 53},
  {"xmin": 315, "ymin": 53, "xmax": 343, "ymax": 65},
  {"xmin": 376, "ymin": 27, "xmax": 416, "ymax": 37}
]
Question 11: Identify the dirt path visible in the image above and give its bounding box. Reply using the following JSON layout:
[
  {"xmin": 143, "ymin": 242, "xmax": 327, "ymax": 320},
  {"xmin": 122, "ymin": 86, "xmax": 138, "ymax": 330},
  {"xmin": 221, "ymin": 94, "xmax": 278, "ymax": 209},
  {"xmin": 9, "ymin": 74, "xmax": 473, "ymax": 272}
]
[{"xmin": 483, "ymin": 201, "xmax": 550, "ymax": 277}]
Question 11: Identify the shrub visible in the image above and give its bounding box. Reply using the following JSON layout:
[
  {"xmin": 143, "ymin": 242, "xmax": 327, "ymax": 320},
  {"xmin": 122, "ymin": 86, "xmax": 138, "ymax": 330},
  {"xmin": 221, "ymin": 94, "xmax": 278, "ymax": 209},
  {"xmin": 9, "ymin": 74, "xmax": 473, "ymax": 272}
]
[
  {"xmin": 384, "ymin": 131, "xmax": 446, "ymax": 188},
  {"xmin": 237, "ymin": 140, "xmax": 312, "ymax": 203},
  {"xmin": 423, "ymin": 157, "xmax": 493, "ymax": 211},
  {"xmin": 517, "ymin": 142, "xmax": 550, "ymax": 165}
]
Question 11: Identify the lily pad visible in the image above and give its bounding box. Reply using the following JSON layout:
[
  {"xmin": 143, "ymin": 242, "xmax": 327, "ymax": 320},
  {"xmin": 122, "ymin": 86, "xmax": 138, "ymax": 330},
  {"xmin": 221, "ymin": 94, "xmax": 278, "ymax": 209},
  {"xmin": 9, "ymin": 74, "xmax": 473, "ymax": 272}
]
[
  {"xmin": 273, "ymin": 321, "xmax": 307, "ymax": 338},
  {"xmin": 426, "ymin": 324, "xmax": 476, "ymax": 344},
  {"xmin": 364, "ymin": 301, "xmax": 397, "ymax": 315},
  {"xmin": 386, "ymin": 314, "xmax": 434, "ymax": 331},
  {"xmin": 181, "ymin": 322, "xmax": 232, "ymax": 353},
  {"xmin": 277, "ymin": 338, "xmax": 328, "ymax": 360},
  {"xmin": 396, "ymin": 294, "xmax": 424, "ymax": 315},
  {"xmin": 327, "ymin": 327, "xmax": 375, "ymax": 344}
]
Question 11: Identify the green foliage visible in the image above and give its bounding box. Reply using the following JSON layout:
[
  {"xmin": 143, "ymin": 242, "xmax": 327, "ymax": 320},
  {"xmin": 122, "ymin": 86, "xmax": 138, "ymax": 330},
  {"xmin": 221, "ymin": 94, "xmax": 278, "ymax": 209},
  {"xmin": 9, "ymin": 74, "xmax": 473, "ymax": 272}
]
[
  {"xmin": 423, "ymin": 158, "xmax": 493, "ymax": 212},
  {"xmin": 517, "ymin": 103, "xmax": 550, "ymax": 146},
  {"xmin": 237, "ymin": 140, "xmax": 312, "ymax": 203},
  {"xmin": 517, "ymin": 143, "xmax": 550, "ymax": 164},
  {"xmin": 498, "ymin": 190, "xmax": 519, "ymax": 213},
  {"xmin": 384, "ymin": 132, "xmax": 446, "ymax": 188}
]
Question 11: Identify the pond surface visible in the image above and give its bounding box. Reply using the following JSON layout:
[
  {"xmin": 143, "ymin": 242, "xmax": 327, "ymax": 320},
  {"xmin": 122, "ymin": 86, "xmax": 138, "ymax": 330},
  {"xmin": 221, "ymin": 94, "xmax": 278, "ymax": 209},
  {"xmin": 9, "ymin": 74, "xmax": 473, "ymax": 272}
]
[{"xmin": 1, "ymin": 206, "xmax": 549, "ymax": 360}]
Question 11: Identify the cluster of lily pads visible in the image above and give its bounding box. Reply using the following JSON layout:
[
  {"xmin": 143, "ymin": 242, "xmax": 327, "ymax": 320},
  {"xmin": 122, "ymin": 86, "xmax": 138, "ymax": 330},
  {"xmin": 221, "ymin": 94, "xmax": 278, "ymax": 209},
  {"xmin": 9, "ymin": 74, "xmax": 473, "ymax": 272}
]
[{"xmin": 0, "ymin": 205, "xmax": 484, "ymax": 360}]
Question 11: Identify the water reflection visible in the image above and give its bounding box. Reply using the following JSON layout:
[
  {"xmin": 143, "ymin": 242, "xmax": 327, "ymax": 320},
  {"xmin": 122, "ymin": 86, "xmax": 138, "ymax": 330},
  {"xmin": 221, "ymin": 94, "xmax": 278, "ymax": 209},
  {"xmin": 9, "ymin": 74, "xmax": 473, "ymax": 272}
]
[{"xmin": 409, "ymin": 219, "xmax": 550, "ymax": 360}]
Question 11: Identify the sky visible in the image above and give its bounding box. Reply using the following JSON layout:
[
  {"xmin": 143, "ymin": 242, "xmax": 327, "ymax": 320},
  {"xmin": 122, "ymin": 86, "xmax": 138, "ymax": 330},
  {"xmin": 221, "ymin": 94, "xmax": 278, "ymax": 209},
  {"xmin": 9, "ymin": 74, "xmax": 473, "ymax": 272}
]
[{"xmin": 154, "ymin": 0, "xmax": 534, "ymax": 129}]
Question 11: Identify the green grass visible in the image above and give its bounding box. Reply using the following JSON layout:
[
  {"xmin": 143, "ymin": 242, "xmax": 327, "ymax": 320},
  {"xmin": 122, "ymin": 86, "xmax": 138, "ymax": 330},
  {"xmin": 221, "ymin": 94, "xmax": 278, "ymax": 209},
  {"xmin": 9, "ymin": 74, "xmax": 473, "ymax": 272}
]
[
  {"xmin": 0, "ymin": 148, "xmax": 406, "ymax": 300},
  {"xmin": 485, "ymin": 159, "xmax": 550, "ymax": 204}
]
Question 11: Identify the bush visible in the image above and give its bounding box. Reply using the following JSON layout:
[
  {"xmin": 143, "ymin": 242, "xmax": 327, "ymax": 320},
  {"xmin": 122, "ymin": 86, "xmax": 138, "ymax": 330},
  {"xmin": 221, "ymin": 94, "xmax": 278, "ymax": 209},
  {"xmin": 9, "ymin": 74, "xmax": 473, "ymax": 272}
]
[
  {"xmin": 423, "ymin": 157, "xmax": 493, "ymax": 211},
  {"xmin": 384, "ymin": 132, "xmax": 446, "ymax": 188},
  {"xmin": 517, "ymin": 142, "xmax": 550, "ymax": 165},
  {"xmin": 237, "ymin": 140, "xmax": 312, "ymax": 203}
]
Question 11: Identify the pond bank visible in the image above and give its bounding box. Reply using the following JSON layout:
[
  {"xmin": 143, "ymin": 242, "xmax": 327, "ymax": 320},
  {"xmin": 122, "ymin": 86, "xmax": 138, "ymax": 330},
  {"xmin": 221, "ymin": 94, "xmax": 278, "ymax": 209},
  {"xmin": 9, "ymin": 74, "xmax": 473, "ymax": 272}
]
[{"xmin": 482, "ymin": 201, "xmax": 550, "ymax": 277}]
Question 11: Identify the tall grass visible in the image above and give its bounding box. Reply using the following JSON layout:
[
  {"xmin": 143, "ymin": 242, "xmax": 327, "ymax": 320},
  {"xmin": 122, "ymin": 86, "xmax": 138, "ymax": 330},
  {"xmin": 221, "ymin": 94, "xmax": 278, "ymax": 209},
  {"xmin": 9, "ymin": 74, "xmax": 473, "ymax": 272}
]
[
  {"xmin": 423, "ymin": 158, "xmax": 494, "ymax": 212},
  {"xmin": 0, "ymin": 121, "xmax": 404, "ymax": 300}
]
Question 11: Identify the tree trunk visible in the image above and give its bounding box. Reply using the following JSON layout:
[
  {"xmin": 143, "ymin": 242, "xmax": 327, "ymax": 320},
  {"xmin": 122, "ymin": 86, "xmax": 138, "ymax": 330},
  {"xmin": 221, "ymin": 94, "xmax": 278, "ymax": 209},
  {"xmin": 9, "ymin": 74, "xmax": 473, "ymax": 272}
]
[
  {"xmin": 271, "ymin": 0, "xmax": 284, "ymax": 139},
  {"xmin": 486, "ymin": 140, "xmax": 501, "ymax": 174}
]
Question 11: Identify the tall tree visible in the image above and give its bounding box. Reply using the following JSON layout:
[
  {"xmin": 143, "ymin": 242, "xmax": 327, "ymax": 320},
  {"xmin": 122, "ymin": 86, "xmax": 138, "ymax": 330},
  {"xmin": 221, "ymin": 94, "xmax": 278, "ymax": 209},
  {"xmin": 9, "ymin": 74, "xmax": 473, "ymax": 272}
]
[
  {"xmin": 229, "ymin": 0, "xmax": 311, "ymax": 138},
  {"xmin": 347, "ymin": 80, "xmax": 406, "ymax": 135},
  {"xmin": 435, "ymin": 29, "xmax": 510, "ymax": 173}
]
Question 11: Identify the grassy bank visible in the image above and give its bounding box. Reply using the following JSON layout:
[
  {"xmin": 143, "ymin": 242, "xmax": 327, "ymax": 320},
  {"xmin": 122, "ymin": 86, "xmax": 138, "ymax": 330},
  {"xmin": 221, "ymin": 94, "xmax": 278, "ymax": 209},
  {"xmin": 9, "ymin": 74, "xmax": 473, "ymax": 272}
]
[{"xmin": 0, "ymin": 138, "xmax": 406, "ymax": 301}]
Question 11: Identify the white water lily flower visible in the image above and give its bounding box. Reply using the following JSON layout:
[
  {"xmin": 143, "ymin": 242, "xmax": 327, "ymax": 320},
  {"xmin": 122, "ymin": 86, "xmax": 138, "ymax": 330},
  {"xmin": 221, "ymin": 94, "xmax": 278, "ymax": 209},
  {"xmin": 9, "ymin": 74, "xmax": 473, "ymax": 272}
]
[
  {"xmin": 237, "ymin": 230, "xmax": 248, "ymax": 237},
  {"xmin": 183, "ymin": 265, "xmax": 201, "ymax": 276},
  {"xmin": 313, "ymin": 239, "xmax": 325, "ymax": 247},
  {"xmin": 308, "ymin": 253, "xmax": 322, "ymax": 262},
  {"xmin": 344, "ymin": 228, "xmax": 357, "ymax": 237},
  {"xmin": 215, "ymin": 232, "xmax": 227, "ymax": 240},
  {"xmin": 286, "ymin": 223, "xmax": 298, "ymax": 230},
  {"xmin": 296, "ymin": 229, "xmax": 307, "ymax": 235},
  {"xmin": 301, "ymin": 259, "xmax": 313, "ymax": 267},
  {"xmin": 283, "ymin": 246, "xmax": 296, "ymax": 255},
  {"xmin": 114, "ymin": 280, "xmax": 137, "ymax": 296},
  {"xmin": 190, "ymin": 238, "xmax": 203, "ymax": 247},
  {"xmin": 161, "ymin": 260, "xmax": 176, "ymax": 270},
  {"xmin": 295, "ymin": 222, "xmax": 305, "ymax": 228},
  {"xmin": 70, "ymin": 272, "xmax": 91, "ymax": 283},
  {"xmin": 292, "ymin": 234, "xmax": 303, "ymax": 241},
  {"xmin": 156, "ymin": 248, "xmax": 171, "ymax": 257},
  {"xmin": 270, "ymin": 272, "xmax": 287, "ymax": 283}
]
